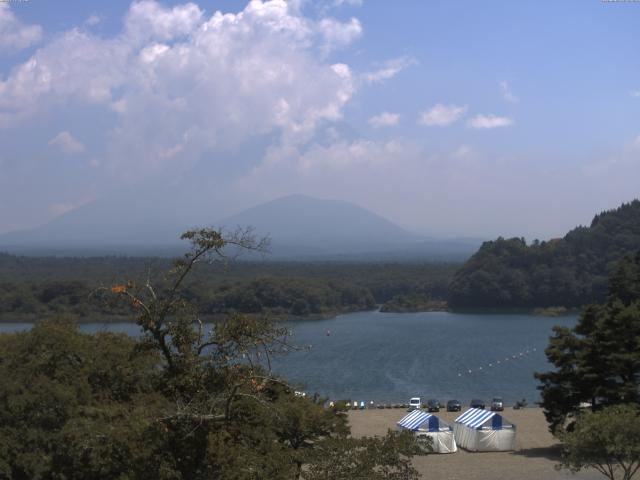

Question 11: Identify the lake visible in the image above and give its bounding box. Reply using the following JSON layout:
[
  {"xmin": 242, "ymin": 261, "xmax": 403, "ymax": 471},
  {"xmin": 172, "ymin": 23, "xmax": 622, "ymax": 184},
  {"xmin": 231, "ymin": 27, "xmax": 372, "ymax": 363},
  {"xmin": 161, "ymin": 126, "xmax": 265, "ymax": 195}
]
[{"xmin": 0, "ymin": 310, "xmax": 577, "ymax": 406}]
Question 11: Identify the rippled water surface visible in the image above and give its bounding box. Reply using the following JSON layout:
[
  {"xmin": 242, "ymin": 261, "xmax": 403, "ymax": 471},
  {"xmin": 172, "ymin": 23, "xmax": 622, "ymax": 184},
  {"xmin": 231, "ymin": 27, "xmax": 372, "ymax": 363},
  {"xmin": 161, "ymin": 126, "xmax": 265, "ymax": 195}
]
[
  {"xmin": 0, "ymin": 310, "xmax": 577, "ymax": 405},
  {"xmin": 271, "ymin": 310, "xmax": 577, "ymax": 404}
]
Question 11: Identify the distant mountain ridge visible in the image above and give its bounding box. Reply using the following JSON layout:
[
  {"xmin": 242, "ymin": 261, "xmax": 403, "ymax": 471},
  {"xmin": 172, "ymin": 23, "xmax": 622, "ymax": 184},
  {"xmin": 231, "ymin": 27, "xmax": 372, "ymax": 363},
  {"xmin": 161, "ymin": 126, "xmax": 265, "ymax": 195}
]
[
  {"xmin": 219, "ymin": 194, "xmax": 421, "ymax": 247},
  {"xmin": 448, "ymin": 199, "xmax": 640, "ymax": 308},
  {"xmin": 0, "ymin": 193, "xmax": 480, "ymax": 259}
]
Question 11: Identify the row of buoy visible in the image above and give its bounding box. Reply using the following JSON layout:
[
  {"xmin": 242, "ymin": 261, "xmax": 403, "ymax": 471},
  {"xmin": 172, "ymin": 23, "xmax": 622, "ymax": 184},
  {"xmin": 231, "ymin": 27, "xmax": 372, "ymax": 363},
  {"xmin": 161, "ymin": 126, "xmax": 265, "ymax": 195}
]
[{"xmin": 457, "ymin": 348, "xmax": 538, "ymax": 377}]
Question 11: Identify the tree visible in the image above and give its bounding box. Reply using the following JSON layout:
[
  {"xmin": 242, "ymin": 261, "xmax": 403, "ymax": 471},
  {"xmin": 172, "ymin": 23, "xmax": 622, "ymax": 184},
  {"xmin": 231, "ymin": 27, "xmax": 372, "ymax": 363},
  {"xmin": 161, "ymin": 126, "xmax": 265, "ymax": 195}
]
[
  {"xmin": 0, "ymin": 227, "xmax": 425, "ymax": 479},
  {"xmin": 302, "ymin": 430, "xmax": 427, "ymax": 480},
  {"xmin": 536, "ymin": 252, "xmax": 640, "ymax": 434},
  {"xmin": 0, "ymin": 317, "xmax": 164, "ymax": 480},
  {"xmin": 559, "ymin": 404, "xmax": 640, "ymax": 480},
  {"xmin": 449, "ymin": 200, "xmax": 640, "ymax": 309}
]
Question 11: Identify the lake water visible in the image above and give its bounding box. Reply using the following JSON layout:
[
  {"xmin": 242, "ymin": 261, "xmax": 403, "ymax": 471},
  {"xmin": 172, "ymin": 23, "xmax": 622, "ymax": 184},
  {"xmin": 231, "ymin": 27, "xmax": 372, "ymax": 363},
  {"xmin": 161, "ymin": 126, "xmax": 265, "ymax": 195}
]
[{"xmin": 0, "ymin": 310, "xmax": 577, "ymax": 406}]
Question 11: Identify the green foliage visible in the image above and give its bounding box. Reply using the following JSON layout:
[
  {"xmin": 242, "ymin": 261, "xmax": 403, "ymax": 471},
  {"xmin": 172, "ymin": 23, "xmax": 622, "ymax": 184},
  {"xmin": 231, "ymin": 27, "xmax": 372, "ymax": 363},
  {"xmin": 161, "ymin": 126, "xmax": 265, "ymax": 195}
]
[
  {"xmin": 449, "ymin": 200, "xmax": 640, "ymax": 308},
  {"xmin": 536, "ymin": 252, "xmax": 640, "ymax": 434},
  {"xmin": 302, "ymin": 430, "xmax": 426, "ymax": 480},
  {"xmin": 559, "ymin": 404, "xmax": 640, "ymax": 480},
  {"xmin": 0, "ymin": 228, "xmax": 425, "ymax": 479},
  {"xmin": 0, "ymin": 254, "xmax": 457, "ymax": 321},
  {"xmin": 0, "ymin": 317, "xmax": 164, "ymax": 480}
]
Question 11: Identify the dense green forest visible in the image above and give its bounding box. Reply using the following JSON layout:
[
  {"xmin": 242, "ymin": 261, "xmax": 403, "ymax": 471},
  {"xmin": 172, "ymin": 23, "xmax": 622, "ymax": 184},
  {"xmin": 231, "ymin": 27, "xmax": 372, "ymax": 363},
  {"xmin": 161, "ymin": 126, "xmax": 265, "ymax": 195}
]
[
  {"xmin": 449, "ymin": 200, "xmax": 640, "ymax": 309},
  {"xmin": 0, "ymin": 254, "xmax": 457, "ymax": 321},
  {"xmin": 0, "ymin": 229, "xmax": 426, "ymax": 479}
]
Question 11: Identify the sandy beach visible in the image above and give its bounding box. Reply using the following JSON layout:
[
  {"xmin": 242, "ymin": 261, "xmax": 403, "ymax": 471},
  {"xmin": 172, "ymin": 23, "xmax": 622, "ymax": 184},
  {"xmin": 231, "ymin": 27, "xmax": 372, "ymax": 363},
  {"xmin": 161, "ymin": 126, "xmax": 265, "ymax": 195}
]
[{"xmin": 348, "ymin": 407, "xmax": 602, "ymax": 480}]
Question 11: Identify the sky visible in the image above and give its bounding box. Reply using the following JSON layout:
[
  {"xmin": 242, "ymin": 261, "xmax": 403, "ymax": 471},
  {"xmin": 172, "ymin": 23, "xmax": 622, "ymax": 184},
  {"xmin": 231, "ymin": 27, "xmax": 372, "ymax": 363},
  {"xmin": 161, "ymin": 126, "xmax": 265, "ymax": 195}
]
[{"xmin": 0, "ymin": 0, "xmax": 639, "ymax": 240}]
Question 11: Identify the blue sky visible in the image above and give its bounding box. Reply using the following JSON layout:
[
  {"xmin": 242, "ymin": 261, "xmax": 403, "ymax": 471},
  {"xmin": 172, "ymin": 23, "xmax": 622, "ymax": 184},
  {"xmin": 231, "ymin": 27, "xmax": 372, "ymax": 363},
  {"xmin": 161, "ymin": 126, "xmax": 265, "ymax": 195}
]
[{"xmin": 0, "ymin": 0, "xmax": 639, "ymax": 239}]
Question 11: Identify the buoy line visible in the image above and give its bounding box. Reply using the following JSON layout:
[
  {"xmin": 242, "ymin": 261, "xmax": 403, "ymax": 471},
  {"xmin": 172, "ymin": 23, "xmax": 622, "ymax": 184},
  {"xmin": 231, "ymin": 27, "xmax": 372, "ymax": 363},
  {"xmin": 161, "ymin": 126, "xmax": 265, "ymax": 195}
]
[{"xmin": 456, "ymin": 347, "xmax": 539, "ymax": 377}]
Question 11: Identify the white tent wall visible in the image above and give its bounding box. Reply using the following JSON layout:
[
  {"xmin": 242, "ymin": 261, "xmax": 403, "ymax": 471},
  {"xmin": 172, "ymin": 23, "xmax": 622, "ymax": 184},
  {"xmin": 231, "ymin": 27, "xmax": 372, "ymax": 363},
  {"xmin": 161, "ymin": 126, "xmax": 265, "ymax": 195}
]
[
  {"xmin": 397, "ymin": 410, "xmax": 457, "ymax": 454},
  {"xmin": 477, "ymin": 428, "xmax": 516, "ymax": 451},
  {"xmin": 453, "ymin": 408, "xmax": 516, "ymax": 452},
  {"xmin": 453, "ymin": 423, "xmax": 516, "ymax": 452},
  {"xmin": 416, "ymin": 430, "xmax": 457, "ymax": 454}
]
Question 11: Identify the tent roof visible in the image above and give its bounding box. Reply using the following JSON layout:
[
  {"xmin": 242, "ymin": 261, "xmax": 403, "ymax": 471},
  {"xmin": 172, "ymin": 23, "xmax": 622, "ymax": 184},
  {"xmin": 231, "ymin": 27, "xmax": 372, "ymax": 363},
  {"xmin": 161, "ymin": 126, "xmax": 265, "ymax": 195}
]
[
  {"xmin": 397, "ymin": 410, "xmax": 434, "ymax": 430},
  {"xmin": 455, "ymin": 408, "xmax": 499, "ymax": 428}
]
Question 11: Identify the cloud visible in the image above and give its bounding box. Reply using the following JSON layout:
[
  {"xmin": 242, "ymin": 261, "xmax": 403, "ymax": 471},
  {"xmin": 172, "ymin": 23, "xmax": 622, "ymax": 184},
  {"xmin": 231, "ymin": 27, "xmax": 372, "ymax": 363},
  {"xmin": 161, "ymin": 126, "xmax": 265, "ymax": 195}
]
[
  {"xmin": 297, "ymin": 139, "xmax": 403, "ymax": 172},
  {"xmin": 48, "ymin": 131, "xmax": 86, "ymax": 154},
  {"xmin": 368, "ymin": 112, "xmax": 400, "ymax": 128},
  {"xmin": 236, "ymin": 137, "xmax": 423, "ymax": 201},
  {"xmin": 124, "ymin": 0, "xmax": 204, "ymax": 43},
  {"xmin": 631, "ymin": 90, "xmax": 640, "ymax": 98},
  {"xmin": 0, "ymin": 4, "xmax": 42, "ymax": 52},
  {"xmin": 418, "ymin": 103, "xmax": 467, "ymax": 127},
  {"xmin": 333, "ymin": 0, "xmax": 363, "ymax": 6},
  {"xmin": 468, "ymin": 114, "xmax": 513, "ymax": 129},
  {"xmin": 363, "ymin": 56, "xmax": 414, "ymax": 83},
  {"xmin": 0, "ymin": 0, "xmax": 362, "ymax": 177},
  {"xmin": 85, "ymin": 14, "xmax": 103, "ymax": 27},
  {"xmin": 500, "ymin": 80, "xmax": 518, "ymax": 103},
  {"xmin": 318, "ymin": 17, "xmax": 362, "ymax": 53}
]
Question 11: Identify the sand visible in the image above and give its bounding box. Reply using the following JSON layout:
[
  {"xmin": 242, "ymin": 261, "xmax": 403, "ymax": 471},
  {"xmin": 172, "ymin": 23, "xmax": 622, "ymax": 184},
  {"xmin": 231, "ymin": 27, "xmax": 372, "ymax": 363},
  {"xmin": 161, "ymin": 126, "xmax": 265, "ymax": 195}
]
[{"xmin": 347, "ymin": 407, "xmax": 603, "ymax": 480}]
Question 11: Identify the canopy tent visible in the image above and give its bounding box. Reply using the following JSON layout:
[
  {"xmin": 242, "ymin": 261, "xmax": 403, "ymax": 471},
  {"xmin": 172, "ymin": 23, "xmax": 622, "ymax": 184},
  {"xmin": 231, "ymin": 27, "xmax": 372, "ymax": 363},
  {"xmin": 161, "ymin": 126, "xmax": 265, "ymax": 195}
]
[
  {"xmin": 397, "ymin": 410, "xmax": 457, "ymax": 453},
  {"xmin": 453, "ymin": 408, "xmax": 516, "ymax": 452}
]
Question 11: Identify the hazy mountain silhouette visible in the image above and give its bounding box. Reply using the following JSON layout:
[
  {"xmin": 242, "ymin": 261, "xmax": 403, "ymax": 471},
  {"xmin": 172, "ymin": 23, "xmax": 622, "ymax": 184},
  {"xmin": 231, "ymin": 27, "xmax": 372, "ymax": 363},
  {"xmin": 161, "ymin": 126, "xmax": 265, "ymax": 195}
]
[
  {"xmin": 219, "ymin": 194, "xmax": 420, "ymax": 246},
  {"xmin": 0, "ymin": 193, "xmax": 480, "ymax": 259}
]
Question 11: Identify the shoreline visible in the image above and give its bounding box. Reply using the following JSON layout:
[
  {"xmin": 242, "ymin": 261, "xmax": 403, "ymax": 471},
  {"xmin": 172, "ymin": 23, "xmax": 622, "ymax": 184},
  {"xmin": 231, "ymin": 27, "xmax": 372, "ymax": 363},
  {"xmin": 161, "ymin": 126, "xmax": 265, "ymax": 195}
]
[
  {"xmin": 347, "ymin": 407, "xmax": 600, "ymax": 479},
  {"xmin": 0, "ymin": 305, "xmax": 581, "ymax": 324}
]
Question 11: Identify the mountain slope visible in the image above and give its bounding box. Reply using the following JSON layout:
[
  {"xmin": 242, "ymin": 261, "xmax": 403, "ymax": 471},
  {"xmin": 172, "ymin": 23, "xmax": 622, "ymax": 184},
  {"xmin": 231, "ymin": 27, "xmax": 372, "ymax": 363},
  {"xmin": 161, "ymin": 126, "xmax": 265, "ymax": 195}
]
[
  {"xmin": 448, "ymin": 199, "xmax": 640, "ymax": 308},
  {"xmin": 0, "ymin": 193, "xmax": 435, "ymax": 257},
  {"xmin": 219, "ymin": 194, "xmax": 421, "ymax": 249}
]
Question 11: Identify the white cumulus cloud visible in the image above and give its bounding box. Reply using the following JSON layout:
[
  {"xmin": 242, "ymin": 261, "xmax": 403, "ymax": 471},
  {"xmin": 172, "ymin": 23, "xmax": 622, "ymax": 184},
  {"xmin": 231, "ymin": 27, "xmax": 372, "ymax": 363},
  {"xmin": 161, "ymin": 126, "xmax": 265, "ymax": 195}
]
[
  {"xmin": 0, "ymin": 0, "xmax": 363, "ymax": 177},
  {"xmin": 468, "ymin": 114, "xmax": 513, "ymax": 129},
  {"xmin": 48, "ymin": 131, "xmax": 86, "ymax": 154},
  {"xmin": 368, "ymin": 112, "xmax": 400, "ymax": 128},
  {"xmin": 318, "ymin": 17, "xmax": 362, "ymax": 53},
  {"xmin": 0, "ymin": 4, "xmax": 42, "ymax": 53},
  {"xmin": 418, "ymin": 104, "xmax": 467, "ymax": 127},
  {"xmin": 124, "ymin": 0, "xmax": 204, "ymax": 43}
]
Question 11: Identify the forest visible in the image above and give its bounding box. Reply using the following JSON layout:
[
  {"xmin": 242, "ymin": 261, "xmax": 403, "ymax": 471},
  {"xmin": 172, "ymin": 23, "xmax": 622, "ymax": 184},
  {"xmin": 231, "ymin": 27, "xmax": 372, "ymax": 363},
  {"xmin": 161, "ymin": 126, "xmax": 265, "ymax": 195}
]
[
  {"xmin": 0, "ymin": 229, "xmax": 426, "ymax": 479},
  {"xmin": 2, "ymin": 199, "xmax": 640, "ymax": 320},
  {"xmin": 449, "ymin": 200, "xmax": 640, "ymax": 309},
  {"xmin": 0, "ymin": 254, "xmax": 457, "ymax": 321}
]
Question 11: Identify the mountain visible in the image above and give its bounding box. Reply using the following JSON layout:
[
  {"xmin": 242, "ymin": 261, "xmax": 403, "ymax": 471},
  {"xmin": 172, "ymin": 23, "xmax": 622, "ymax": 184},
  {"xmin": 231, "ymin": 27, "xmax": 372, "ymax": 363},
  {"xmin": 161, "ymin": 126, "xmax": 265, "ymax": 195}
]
[
  {"xmin": 218, "ymin": 195, "xmax": 482, "ymax": 260},
  {"xmin": 448, "ymin": 199, "xmax": 640, "ymax": 309},
  {"xmin": 0, "ymin": 192, "xmax": 479, "ymax": 259},
  {"xmin": 0, "ymin": 185, "xmax": 195, "ymax": 255},
  {"xmin": 0, "ymin": 191, "xmax": 481, "ymax": 260},
  {"xmin": 219, "ymin": 194, "xmax": 418, "ymax": 249}
]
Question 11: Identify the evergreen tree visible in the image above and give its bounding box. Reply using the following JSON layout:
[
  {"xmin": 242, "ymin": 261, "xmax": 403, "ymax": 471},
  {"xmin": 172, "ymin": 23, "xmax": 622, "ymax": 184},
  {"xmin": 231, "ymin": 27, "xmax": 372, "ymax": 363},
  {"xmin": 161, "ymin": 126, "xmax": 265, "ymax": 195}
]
[{"xmin": 536, "ymin": 252, "xmax": 640, "ymax": 434}]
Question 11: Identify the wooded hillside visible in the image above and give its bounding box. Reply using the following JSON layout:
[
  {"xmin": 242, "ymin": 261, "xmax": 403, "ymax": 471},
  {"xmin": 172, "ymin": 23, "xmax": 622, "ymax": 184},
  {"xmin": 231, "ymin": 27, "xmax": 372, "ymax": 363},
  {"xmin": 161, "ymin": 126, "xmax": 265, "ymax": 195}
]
[{"xmin": 449, "ymin": 200, "xmax": 640, "ymax": 308}]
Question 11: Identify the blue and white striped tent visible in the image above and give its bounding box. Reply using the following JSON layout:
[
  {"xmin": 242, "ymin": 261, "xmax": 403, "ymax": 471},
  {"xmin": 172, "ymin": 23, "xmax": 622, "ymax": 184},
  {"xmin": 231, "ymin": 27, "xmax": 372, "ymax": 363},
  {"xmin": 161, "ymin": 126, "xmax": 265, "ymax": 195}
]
[
  {"xmin": 453, "ymin": 408, "xmax": 516, "ymax": 452},
  {"xmin": 397, "ymin": 410, "xmax": 457, "ymax": 453}
]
